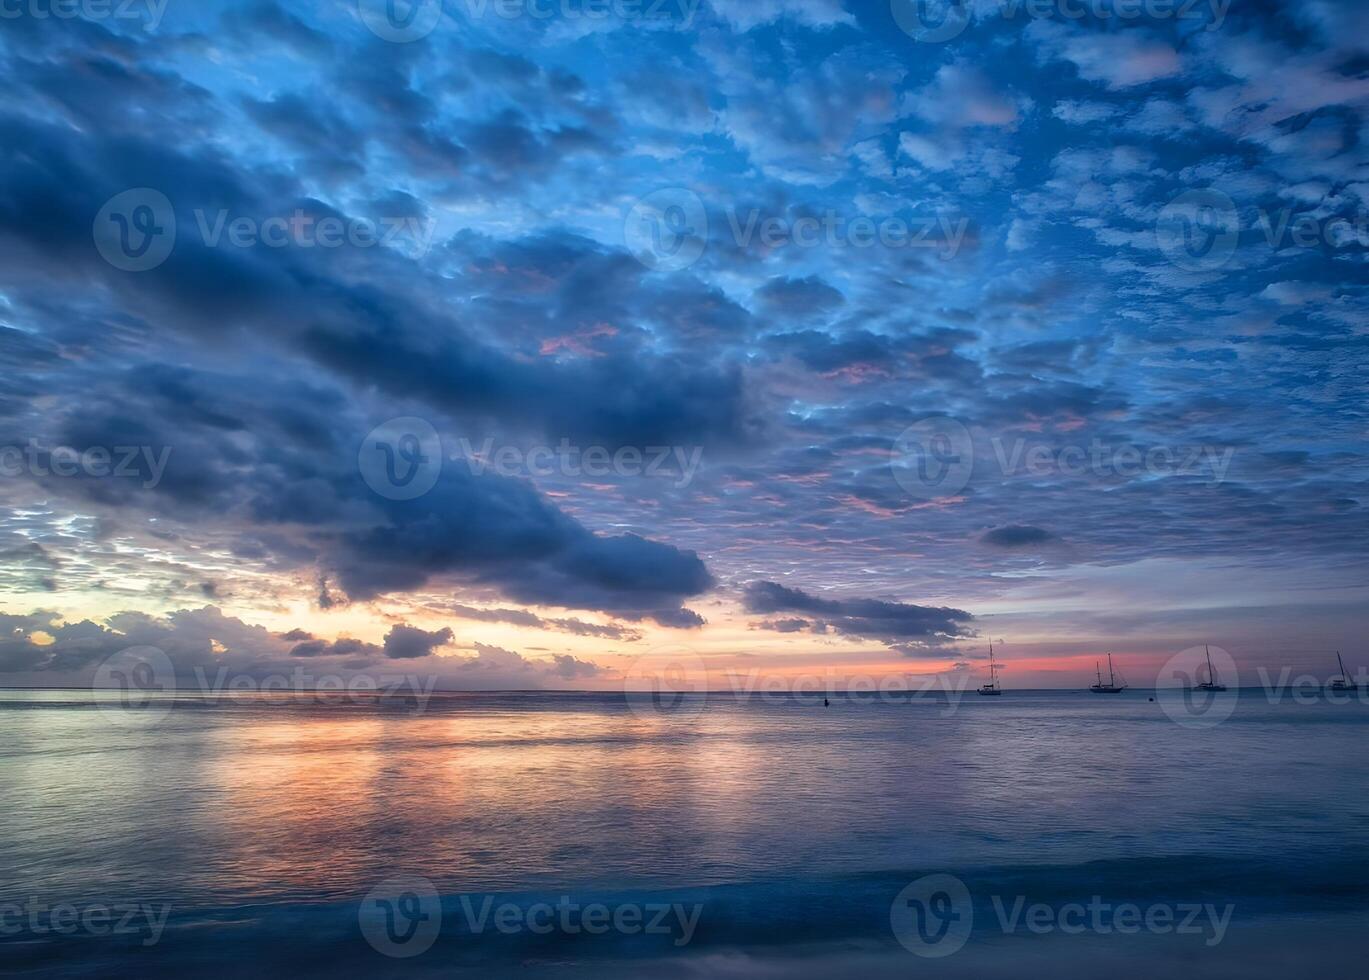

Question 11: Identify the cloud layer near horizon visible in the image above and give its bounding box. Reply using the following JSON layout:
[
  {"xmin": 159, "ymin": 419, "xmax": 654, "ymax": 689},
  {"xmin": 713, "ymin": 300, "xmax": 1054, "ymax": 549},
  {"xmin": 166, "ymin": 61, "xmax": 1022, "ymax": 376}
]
[{"xmin": 1, "ymin": 1, "xmax": 1366, "ymax": 675}]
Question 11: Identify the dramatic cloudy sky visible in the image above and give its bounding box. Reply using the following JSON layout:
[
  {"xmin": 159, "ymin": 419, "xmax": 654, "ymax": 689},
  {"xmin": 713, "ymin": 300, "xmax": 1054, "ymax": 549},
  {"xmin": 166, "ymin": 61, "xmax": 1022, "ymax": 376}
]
[{"xmin": 0, "ymin": 0, "xmax": 1365, "ymax": 689}]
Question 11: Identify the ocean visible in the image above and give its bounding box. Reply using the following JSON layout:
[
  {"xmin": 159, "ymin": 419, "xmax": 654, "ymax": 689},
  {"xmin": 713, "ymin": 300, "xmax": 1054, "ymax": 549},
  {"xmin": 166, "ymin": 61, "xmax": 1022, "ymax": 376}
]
[{"xmin": 3, "ymin": 688, "xmax": 1367, "ymax": 977}]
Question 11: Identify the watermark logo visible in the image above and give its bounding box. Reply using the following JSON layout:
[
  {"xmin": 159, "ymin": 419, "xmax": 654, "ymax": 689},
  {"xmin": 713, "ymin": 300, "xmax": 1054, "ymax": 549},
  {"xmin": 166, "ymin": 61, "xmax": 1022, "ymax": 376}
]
[
  {"xmin": 92, "ymin": 646, "xmax": 176, "ymax": 726},
  {"xmin": 0, "ymin": 0, "xmax": 169, "ymax": 32},
  {"xmin": 1158, "ymin": 645, "xmax": 1239, "ymax": 729},
  {"xmin": 92, "ymin": 189, "xmax": 176, "ymax": 272},
  {"xmin": 891, "ymin": 0, "xmax": 971, "ymax": 42},
  {"xmin": 1255, "ymin": 665, "xmax": 1369, "ymax": 705},
  {"xmin": 360, "ymin": 875, "xmax": 443, "ymax": 957},
  {"xmin": 624, "ymin": 188, "xmax": 707, "ymax": 272},
  {"xmin": 455, "ymin": 438, "xmax": 704, "ymax": 489},
  {"xmin": 892, "ymin": 417, "xmax": 975, "ymax": 500},
  {"xmin": 192, "ymin": 668, "xmax": 439, "ymax": 715},
  {"xmin": 1156, "ymin": 189, "xmax": 1240, "ymax": 272},
  {"xmin": 359, "ymin": 418, "xmax": 444, "ymax": 501},
  {"xmin": 621, "ymin": 645, "xmax": 708, "ymax": 720},
  {"xmin": 726, "ymin": 208, "xmax": 970, "ymax": 258},
  {"xmin": 891, "ymin": 875, "xmax": 1235, "ymax": 956},
  {"xmin": 95, "ymin": 191, "xmax": 435, "ymax": 269},
  {"xmin": 357, "ymin": 0, "xmax": 443, "ymax": 42},
  {"xmin": 990, "ymin": 438, "xmax": 1235, "ymax": 485},
  {"xmin": 456, "ymin": 895, "xmax": 702, "ymax": 945},
  {"xmin": 191, "ymin": 209, "xmax": 436, "ymax": 257},
  {"xmin": 890, "ymin": 874, "xmax": 973, "ymax": 957},
  {"xmin": 894, "ymin": 0, "xmax": 1231, "ymax": 42},
  {"xmin": 0, "ymin": 899, "xmax": 171, "ymax": 946},
  {"xmin": 1, "ymin": 441, "xmax": 172, "ymax": 489},
  {"xmin": 719, "ymin": 669, "xmax": 970, "ymax": 716},
  {"xmin": 991, "ymin": 894, "xmax": 1232, "ymax": 946}
]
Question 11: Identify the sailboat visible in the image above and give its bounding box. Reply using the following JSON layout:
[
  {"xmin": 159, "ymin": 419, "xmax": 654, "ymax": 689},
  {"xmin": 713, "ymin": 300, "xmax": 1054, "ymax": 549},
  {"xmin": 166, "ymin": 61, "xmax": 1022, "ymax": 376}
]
[
  {"xmin": 978, "ymin": 641, "xmax": 1002, "ymax": 696},
  {"xmin": 1195, "ymin": 645, "xmax": 1227, "ymax": 692},
  {"xmin": 1089, "ymin": 654, "xmax": 1127, "ymax": 694},
  {"xmin": 1328, "ymin": 652, "xmax": 1359, "ymax": 693}
]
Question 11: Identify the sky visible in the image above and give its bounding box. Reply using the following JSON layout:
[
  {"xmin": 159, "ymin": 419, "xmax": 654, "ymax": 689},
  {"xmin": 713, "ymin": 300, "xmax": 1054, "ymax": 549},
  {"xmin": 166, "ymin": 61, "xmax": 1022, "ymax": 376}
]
[{"xmin": 0, "ymin": 0, "xmax": 1366, "ymax": 691}]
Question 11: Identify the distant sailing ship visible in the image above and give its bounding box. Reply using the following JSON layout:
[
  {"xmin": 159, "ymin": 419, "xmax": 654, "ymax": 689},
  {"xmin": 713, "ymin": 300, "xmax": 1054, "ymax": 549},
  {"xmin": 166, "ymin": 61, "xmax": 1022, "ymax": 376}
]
[
  {"xmin": 1328, "ymin": 652, "xmax": 1359, "ymax": 693},
  {"xmin": 1195, "ymin": 645, "xmax": 1227, "ymax": 692},
  {"xmin": 978, "ymin": 641, "xmax": 1002, "ymax": 696},
  {"xmin": 1090, "ymin": 654, "xmax": 1127, "ymax": 694}
]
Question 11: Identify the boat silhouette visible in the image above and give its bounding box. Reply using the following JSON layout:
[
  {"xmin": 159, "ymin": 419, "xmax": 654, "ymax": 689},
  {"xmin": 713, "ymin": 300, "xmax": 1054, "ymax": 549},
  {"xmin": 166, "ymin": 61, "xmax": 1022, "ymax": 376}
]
[
  {"xmin": 1090, "ymin": 654, "xmax": 1127, "ymax": 694},
  {"xmin": 1328, "ymin": 652, "xmax": 1359, "ymax": 693},
  {"xmin": 1195, "ymin": 645, "xmax": 1227, "ymax": 692},
  {"xmin": 978, "ymin": 641, "xmax": 1002, "ymax": 696}
]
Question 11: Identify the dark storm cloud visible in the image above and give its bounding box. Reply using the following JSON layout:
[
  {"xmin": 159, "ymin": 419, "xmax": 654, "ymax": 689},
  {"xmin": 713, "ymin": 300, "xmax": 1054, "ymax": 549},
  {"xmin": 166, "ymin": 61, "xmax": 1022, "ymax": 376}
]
[
  {"xmin": 981, "ymin": 525, "xmax": 1057, "ymax": 549},
  {"xmin": 382, "ymin": 624, "xmax": 455, "ymax": 660},
  {"xmin": 290, "ymin": 636, "xmax": 379, "ymax": 659},
  {"xmin": 11, "ymin": 356, "xmax": 717, "ymax": 620},
  {"xmin": 332, "ymin": 472, "xmax": 714, "ymax": 618},
  {"xmin": 0, "ymin": 103, "xmax": 731, "ymax": 620},
  {"xmin": 743, "ymin": 581, "xmax": 973, "ymax": 647},
  {"xmin": 755, "ymin": 276, "xmax": 845, "ymax": 315},
  {"xmin": 0, "ymin": 111, "xmax": 757, "ymax": 449},
  {"xmin": 448, "ymin": 604, "xmax": 643, "ymax": 641}
]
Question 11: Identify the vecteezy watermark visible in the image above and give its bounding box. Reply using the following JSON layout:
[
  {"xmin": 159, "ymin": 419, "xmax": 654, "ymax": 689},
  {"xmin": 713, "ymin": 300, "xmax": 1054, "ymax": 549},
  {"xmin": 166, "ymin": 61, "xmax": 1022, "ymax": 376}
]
[
  {"xmin": 619, "ymin": 655, "xmax": 973, "ymax": 719},
  {"xmin": 1155, "ymin": 188, "xmax": 1242, "ymax": 272},
  {"xmin": 92, "ymin": 646, "xmax": 176, "ymax": 727},
  {"xmin": 92, "ymin": 189, "xmax": 176, "ymax": 272},
  {"xmin": 190, "ymin": 667, "xmax": 439, "ymax": 714},
  {"xmin": 721, "ymin": 669, "xmax": 971, "ymax": 716},
  {"xmin": 989, "ymin": 893, "xmax": 1233, "ymax": 946},
  {"xmin": 890, "ymin": 874, "xmax": 1234, "ymax": 956},
  {"xmin": 1254, "ymin": 207, "xmax": 1369, "ymax": 252},
  {"xmin": 0, "ymin": 441, "xmax": 172, "ymax": 489},
  {"xmin": 891, "ymin": 419, "xmax": 1239, "ymax": 502},
  {"xmin": 457, "ymin": 0, "xmax": 700, "ymax": 27},
  {"xmin": 991, "ymin": 438, "xmax": 1235, "ymax": 485},
  {"xmin": 1157, "ymin": 187, "xmax": 1369, "ymax": 272},
  {"xmin": 1255, "ymin": 665, "xmax": 1369, "ymax": 706},
  {"xmin": 93, "ymin": 191, "xmax": 436, "ymax": 272},
  {"xmin": 357, "ymin": 0, "xmax": 701, "ymax": 42},
  {"xmin": 360, "ymin": 876, "xmax": 443, "ymax": 958},
  {"xmin": 456, "ymin": 894, "xmax": 703, "ymax": 946},
  {"xmin": 357, "ymin": 0, "xmax": 444, "ymax": 42},
  {"xmin": 625, "ymin": 189, "xmax": 971, "ymax": 271},
  {"xmin": 624, "ymin": 188, "xmax": 708, "ymax": 272},
  {"xmin": 358, "ymin": 419, "xmax": 707, "ymax": 499},
  {"xmin": 890, "ymin": 874, "xmax": 974, "ymax": 957},
  {"xmin": 359, "ymin": 417, "xmax": 444, "ymax": 501},
  {"xmin": 891, "ymin": 0, "xmax": 1230, "ymax": 44},
  {"xmin": 892, "ymin": 416, "xmax": 976, "ymax": 501},
  {"xmin": 621, "ymin": 645, "xmax": 709, "ymax": 720},
  {"xmin": 91, "ymin": 647, "xmax": 442, "ymax": 728},
  {"xmin": 358, "ymin": 876, "xmax": 704, "ymax": 957},
  {"xmin": 0, "ymin": 899, "xmax": 172, "ymax": 947},
  {"xmin": 0, "ymin": 0, "xmax": 170, "ymax": 31},
  {"xmin": 1157, "ymin": 645, "xmax": 1239, "ymax": 728},
  {"xmin": 455, "ymin": 438, "xmax": 705, "ymax": 489},
  {"xmin": 723, "ymin": 208, "xmax": 970, "ymax": 260},
  {"xmin": 190, "ymin": 209, "xmax": 436, "ymax": 256}
]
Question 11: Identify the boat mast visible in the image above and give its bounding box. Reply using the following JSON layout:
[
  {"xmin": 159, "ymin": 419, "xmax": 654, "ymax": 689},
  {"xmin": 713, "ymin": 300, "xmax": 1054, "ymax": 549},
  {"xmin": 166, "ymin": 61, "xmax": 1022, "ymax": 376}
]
[
  {"xmin": 1107, "ymin": 653, "xmax": 1116, "ymax": 687},
  {"xmin": 1095, "ymin": 660, "xmax": 1102, "ymax": 686},
  {"xmin": 1337, "ymin": 651, "xmax": 1348, "ymax": 683},
  {"xmin": 1205, "ymin": 645, "xmax": 1215, "ymax": 685}
]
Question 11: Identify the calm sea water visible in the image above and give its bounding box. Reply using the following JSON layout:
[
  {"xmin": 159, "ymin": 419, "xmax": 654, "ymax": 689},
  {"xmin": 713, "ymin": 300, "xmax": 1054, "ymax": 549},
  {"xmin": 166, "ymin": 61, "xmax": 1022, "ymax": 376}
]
[{"xmin": 4, "ymin": 689, "xmax": 1368, "ymax": 976}]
